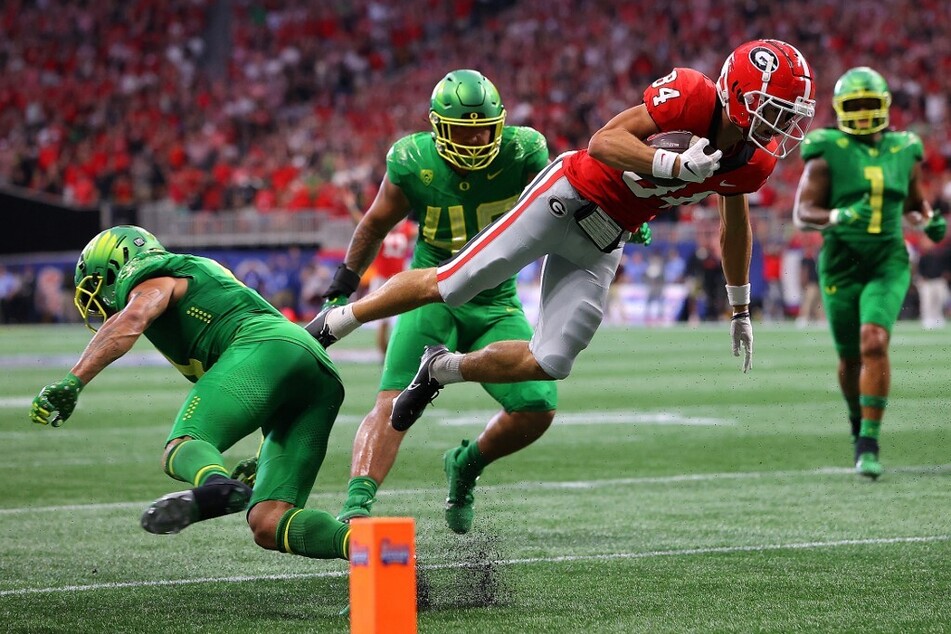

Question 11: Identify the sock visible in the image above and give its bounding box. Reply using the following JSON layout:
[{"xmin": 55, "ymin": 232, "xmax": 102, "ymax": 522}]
[
  {"xmin": 457, "ymin": 439, "xmax": 488, "ymax": 480},
  {"xmin": 859, "ymin": 419, "xmax": 881, "ymax": 440},
  {"xmin": 431, "ymin": 352, "xmax": 464, "ymax": 385},
  {"xmin": 344, "ymin": 476, "xmax": 378, "ymax": 505},
  {"xmin": 849, "ymin": 416, "xmax": 861, "ymax": 441},
  {"xmin": 327, "ymin": 304, "xmax": 361, "ymax": 338},
  {"xmin": 276, "ymin": 507, "xmax": 352, "ymax": 560},
  {"xmin": 164, "ymin": 439, "xmax": 229, "ymax": 485}
]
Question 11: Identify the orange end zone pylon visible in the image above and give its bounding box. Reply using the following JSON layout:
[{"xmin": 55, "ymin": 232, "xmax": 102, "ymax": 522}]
[{"xmin": 349, "ymin": 517, "xmax": 417, "ymax": 634}]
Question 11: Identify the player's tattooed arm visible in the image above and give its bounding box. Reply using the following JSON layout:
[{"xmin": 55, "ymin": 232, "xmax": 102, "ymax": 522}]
[
  {"xmin": 344, "ymin": 176, "xmax": 413, "ymax": 275},
  {"xmin": 70, "ymin": 277, "xmax": 179, "ymax": 384}
]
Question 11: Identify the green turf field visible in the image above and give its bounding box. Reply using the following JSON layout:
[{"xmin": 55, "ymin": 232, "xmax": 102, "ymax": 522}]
[{"xmin": 1, "ymin": 322, "xmax": 948, "ymax": 633}]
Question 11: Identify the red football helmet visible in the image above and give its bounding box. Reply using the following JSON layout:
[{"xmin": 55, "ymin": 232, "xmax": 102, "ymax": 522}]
[{"xmin": 716, "ymin": 39, "xmax": 816, "ymax": 158}]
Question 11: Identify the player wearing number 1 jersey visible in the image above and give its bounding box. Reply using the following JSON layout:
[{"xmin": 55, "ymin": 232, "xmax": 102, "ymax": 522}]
[
  {"xmin": 308, "ymin": 40, "xmax": 814, "ymax": 458},
  {"xmin": 793, "ymin": 67, "xmax": 946, "ymax": 479}
]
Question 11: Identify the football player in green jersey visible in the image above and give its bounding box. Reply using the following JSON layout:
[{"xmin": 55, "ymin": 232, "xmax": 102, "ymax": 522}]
[
  {"xmin": 793, "ymin": 67, "xmax": 946, "ymax": 479},
  {"xmin": 30, "ymin": 226, "xmax": 351, "ymax": 561},
  {"xmin": 319, "ymin": 69, "xmax": 568, "ymax": 534}
]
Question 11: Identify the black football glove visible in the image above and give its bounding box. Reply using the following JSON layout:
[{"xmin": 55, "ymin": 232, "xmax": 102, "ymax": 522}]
[{"xmin": 321, "ymin": 263, "xmax": 361, "ymax": 308}]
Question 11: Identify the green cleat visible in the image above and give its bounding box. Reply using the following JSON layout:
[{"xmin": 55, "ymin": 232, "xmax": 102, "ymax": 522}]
[
  {"xmin": 443, "ymin": 441, "xmax": 481, "ymax": 534},
  {"xmin": 337, "ymin": 495, "xmax": 374, "ymax": 523},
  {"xmin": 856, "ymin": 452, "xmax": 883, "ymax": 480}
]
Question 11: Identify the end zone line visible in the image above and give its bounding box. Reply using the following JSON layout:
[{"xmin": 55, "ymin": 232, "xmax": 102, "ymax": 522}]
[{"xmin": 1, "ymin": 534, "xmax": 948, "ymax": 598}]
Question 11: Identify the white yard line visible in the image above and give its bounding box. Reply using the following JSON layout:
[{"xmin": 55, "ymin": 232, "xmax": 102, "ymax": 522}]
[
  {"xmin": 1, "ymin": 463, "xmax": 948, "ymax": 516},
  {"xmin": 1, "ymin": 534, "xmax": 948, "ymax": 597}
]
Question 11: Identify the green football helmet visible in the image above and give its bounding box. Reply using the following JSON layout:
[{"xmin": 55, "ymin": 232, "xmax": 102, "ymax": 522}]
[
  {"xmin": 74, "ymin": 225, "xmax": 165, "ymax": 330},
  {"xmin": 430, "ymin": 69, "xmax": 506, "ymax": 170},
  {"xmin": 833, "ymin": 67, "xmax": 891, "ymax": 135}
]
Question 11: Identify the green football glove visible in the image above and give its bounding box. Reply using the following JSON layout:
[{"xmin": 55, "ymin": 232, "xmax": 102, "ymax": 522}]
[
  {"xmin": 230, "ymin": 455, "xmax": 258, "ymax": 488},
  {"xmin": 30, "ymin": 373, "xmax": 84, "ymax": 427},
  {"xmin": 630, "ymin": 222, "xmax": 652, "ymax": 246},
  {"xmin": 924, "ymin": 212, "xmax": 947, "ymax": 243},
  {"xmin": 320, "ymin": 294, "xmax": 350, "ymax": 312},
  {"xmin": 828, "ymin": 194, "xmax": 867, "ymax": 228}
]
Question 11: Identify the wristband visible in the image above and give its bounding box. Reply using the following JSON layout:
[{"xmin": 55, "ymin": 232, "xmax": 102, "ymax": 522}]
[
  {"xmin": 828, "ymin": 208, "xmax": 842, "ymax": 225},
  {"xmin": 725, "ymin": 284, "xmax": 750, "ymax": 306},
  {"xmin": 651, "ymin": 148, "xmax": 677, "ymax": 179}
]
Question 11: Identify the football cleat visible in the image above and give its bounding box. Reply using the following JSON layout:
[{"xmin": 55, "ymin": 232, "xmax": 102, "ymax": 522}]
[
  {"xmin": 336, "ymin": 495, "xmax": 375, "ymax": 523},
  {"xmin": 855, "ymin": 452, "xmax": 883, "ymax": 480},
  {"xmin": 304, "ymin": 306, "xmax": 340, "ymax": 348},
  {"xmin": 141, "ymin": 490, "xmax": 200, "ymax": 535},
  {"xmin": 443, "ymin": 441, "xmax": 481, "ymax": 534},
  {"xmin": 391, "ymin": 345, "xmax": 449, "ymax": 431},
  {"xmin": 141, "ymin": 478, "xmax": 252, "ymax": 535}
]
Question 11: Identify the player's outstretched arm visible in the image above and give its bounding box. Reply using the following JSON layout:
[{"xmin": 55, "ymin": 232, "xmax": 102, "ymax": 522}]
[
  {"xmin": 719, "ymin": 194, "xmax": 753, "ymax": 373},
  {"xmin": 29, "ymin": 277, "xmax": 177, "ymax": 427}
]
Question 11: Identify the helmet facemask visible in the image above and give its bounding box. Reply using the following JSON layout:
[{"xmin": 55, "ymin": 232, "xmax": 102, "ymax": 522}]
[
  {"xmin": 74, "ymin": 271, "xmax": 109, "ymax": 332},
  {"xmin": 430, "ymin": 69, "xmax": 506, "ymax": 171},
  {"xmin": 744, "ymin": 91, "xmax": 815, "ymax": 158}
]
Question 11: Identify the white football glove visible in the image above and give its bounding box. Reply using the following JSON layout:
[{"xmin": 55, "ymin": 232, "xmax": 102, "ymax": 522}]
[
  {"xmin": 730, "ymin": 311, "xmax": 753, "ymax": 373},
  {"xmin": 677, "ymin": 138, "xmax": 722, "ymax": 183}
]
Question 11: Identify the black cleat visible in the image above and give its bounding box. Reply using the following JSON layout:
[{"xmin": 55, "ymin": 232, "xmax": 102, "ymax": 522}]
[
  {"xmin": 391, "ymin": 345, "xmax": 449, "ymax": 431},
  {"xmin": 305, "ymin": 307, "xmax": 339, "ymax": 348},
  {"xmin": 140, "ymin": 477, "xmax": 252, "ymax": 535}
]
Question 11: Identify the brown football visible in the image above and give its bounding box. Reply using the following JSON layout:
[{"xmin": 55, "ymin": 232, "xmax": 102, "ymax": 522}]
[{"xmin": 636, "ymin": 130, "xmax": 699, "ymax": 187}]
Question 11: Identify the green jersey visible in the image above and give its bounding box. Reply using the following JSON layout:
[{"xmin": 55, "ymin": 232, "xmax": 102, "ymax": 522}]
[
  {"xmin": 115, "ymin": 251, "xmax": 336, "ymax": 382},
  {"xmin": 386, "ymin": 125, "xmax": 548, "ymax": 304},
  {"xmin": 801, "ymin": 128, "xmax": 923, "ymax": 243}
]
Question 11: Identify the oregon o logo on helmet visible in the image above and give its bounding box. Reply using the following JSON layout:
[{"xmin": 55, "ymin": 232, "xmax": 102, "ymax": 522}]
[
  {"xmin": 548, "ymin": 197, "xmax": 567, "ymax": 217},
  {"xmin": 749, "ymin": 47, "xmax": 779, "ymax": 74}
]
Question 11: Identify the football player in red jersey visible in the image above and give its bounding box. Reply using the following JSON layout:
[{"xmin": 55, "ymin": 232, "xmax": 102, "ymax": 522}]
[{"xmin": 308, "ymin": 39, "xmax": 816, "ymax": 431}]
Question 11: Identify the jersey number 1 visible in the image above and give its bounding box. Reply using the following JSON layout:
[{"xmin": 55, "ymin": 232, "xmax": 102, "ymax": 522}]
[{"xmin": 863, "ymin": 166, "xmax": 884, "ymax": 234}]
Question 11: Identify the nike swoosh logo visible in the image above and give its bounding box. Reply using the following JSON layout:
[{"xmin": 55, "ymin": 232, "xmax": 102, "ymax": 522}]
[
  {"xmin": 487, "ymin": 170, "xmax": 503, "ymax": 180},
  {"xmin": 720, "ymin": 180, "xmax": 736, "ymax": 187}
]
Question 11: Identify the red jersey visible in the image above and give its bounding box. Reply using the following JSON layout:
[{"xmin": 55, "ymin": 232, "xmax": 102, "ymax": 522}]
[
  {"xmin": 372, "ymin": 220, "xmax": 416, "ymax": 279},
  {"xmin": 563, "ymin": 68, "xmax": 778, "ymax": 231}
]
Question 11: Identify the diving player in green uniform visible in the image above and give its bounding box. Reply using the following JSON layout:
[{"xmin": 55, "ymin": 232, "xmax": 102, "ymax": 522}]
[
  {"xmin": 29, "ymin": 226, "xmax": 351, "ymax": 561},
  {"xmin": 794, "ymin": 67, "xmax": 946, "ymax": 479},
  {"xmin": 310, "ymin": 69, "xmax": 649, "ymax": 533}
]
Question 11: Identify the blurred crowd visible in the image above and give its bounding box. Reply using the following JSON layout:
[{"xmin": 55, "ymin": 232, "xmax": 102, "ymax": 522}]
[
  {"xmin": 1, "ymin": 0, "xmax": 950, "ymax": 326},
  {"xmin": 1, "ymin": 0, "xmax": 950, "ymax": 216}
]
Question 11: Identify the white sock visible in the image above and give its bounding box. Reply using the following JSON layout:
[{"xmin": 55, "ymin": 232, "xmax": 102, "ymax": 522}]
[
  {"xmin": 430, "ymin": 352, "xmax": 464, "ymax": 385},
  {"xmin": 326, "ymin": 304, "xmax": 361, "ymax": 338}
]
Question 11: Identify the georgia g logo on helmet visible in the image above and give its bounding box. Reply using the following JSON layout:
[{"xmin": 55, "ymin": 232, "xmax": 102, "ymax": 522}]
[{"xmin": 749, "ymin": 47, "xmax": 780, "ymax": 76}]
